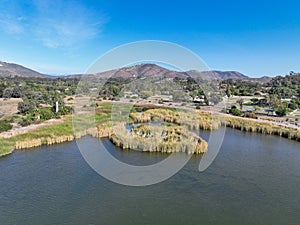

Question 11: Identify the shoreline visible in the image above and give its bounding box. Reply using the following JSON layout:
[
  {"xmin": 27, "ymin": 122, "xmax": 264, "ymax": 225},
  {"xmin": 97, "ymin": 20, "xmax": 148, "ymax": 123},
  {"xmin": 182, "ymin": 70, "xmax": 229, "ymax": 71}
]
[
  {"xmin": 0, "ymin": 118, "xmax": 64, "ymax": 139},
  {"xmin": 0, "ymin": 107, "xmax": 299, "ymax": 158}
]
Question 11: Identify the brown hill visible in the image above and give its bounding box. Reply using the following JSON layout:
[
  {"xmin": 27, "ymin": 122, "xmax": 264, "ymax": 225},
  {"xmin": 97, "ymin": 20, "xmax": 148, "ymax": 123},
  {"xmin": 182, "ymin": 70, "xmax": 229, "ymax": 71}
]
[
  {"xmin": 0, "ymin": 61, "xmax": 250, "ymax": 80},
  {"xmin": 66, "ymin": 63, "xmax": 249, "ymax": 80},
  {"xmin": 0, "ymin": 61, "xmax": 46, "ymax": 78}
]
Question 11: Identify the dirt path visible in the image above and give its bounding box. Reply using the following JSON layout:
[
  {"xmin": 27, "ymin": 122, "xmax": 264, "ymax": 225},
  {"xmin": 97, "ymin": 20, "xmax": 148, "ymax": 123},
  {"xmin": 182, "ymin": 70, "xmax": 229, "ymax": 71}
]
[{"xmin": 0, "ymin": 118, "xmax": 64, "ymax": 138}]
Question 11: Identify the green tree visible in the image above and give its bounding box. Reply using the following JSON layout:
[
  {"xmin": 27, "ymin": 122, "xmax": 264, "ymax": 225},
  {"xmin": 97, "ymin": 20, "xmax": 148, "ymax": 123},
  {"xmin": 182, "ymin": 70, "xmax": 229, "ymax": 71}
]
[
  {"xmin": 40, "ymin": 108, "xmax": 54, "ymax": 120},
  {"xmin": 236, "ymin": 98, "xmax": 244, "ymax": 110},
  {"xmin": 18, "ymin": 100, "xmax": 36, "ymax": 114},
  {"xmin": 0, "ymin": 120, "xmax": 13, "ymax": 132},
  {"xmin": 268, "ymin": 94, "xmax": 281, "ymax": 109},
  {"xmin": 229, "ymin": 106, "xmax": 242, "ymax": 116},
  {"xmin": 2, "ymin": 88, "xmax": 13, "ymax": 99},
  {"xmin": 139, "ymin": 91, "xmax": 153, "ymax": 99},
  {"xmin": 225, "ymin": 84, "xmax": 231, "ymax": 97},
  {"xmin": 275, "ymin": 107, "xmax": 287, "ymax": 117}
]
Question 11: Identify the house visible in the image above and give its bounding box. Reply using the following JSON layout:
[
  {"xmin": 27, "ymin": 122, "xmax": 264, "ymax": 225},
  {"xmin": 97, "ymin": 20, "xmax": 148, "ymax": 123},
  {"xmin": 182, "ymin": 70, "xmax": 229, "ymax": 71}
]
[
  {"xmin": 130, "ymin": 94, "xmax": 139, "ymax": 98},
  {"xmin": 124, "ymin": 91, "xmax": 138, "ymax": 98},
  {"xmin": 281, "ymin": 98, "xmax": 292, "ymax": 103},
  {"xmin": 193, "ymin": 96, "xmax": 204, "ymax": 103},
  {"xmin": 124, "ymin": 91, "xmax": 133, "ymax": 98},
  {"xmin": 148, "ymin": 94, "xmax": 173, "ymax": 102},
  {"xmin": 265, "ymin": 109, "xmax": 276, "ymax": 116}
]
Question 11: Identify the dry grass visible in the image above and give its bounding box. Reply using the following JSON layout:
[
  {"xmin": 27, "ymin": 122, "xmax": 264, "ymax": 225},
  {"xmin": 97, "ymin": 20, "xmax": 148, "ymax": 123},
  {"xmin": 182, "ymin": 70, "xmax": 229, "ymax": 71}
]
[
  {"xmin": 131, "ymin": 108, "xmax": 300, "ymax": 142},
  {"xmin": 110, "ymin": 123, "xmax": 207, "ymax": 154},
  {"xmin": 0, "ymin": 98, "xmax": 22, "ymax": 115},
  {"xmin": 224, "ymin": 115, "xmax": 300, "ymax": 141}
]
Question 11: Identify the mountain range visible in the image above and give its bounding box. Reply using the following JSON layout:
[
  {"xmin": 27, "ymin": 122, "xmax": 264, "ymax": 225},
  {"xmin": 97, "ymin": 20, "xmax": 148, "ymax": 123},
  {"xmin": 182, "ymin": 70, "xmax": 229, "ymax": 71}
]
[
  {"xmin": 0, "ymin": 61, "xmax": 45, "ymax": 78},
  {"xmin": 0, "ymin": 60, "xmax": 270, "ymax": 81}
]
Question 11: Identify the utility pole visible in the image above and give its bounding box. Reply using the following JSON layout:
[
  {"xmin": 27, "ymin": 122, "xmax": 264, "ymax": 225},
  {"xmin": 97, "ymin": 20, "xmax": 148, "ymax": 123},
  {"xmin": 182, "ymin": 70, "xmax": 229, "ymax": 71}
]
[{"xmin": 55, "ymin": 101, "xmax": 59, "ymax": 113}]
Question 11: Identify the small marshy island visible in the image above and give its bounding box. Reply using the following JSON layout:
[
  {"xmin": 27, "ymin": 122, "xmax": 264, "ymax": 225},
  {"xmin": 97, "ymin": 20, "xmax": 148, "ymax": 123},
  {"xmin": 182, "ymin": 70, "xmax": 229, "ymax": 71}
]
[{"xmin": 110, "ymin": 123, "xmax": 207, "ymax": 154}]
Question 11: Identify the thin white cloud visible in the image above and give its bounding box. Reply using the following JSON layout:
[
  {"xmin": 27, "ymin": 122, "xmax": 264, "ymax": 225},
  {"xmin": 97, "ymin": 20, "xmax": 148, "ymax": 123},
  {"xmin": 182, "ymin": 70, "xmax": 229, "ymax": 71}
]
[
  {"xmin": 32, "ymin": 0, "xmax": 106, "ymax": 48},
  {"xmin": 0, "ymin": 18, "xmax": 24, "ymax": 34},
  {"xmin": 0, "ymin": 10, "xmax": 25, "ymax": 35},
  {"xmin": 0, "ymin": 0, "xmax": 107, "ymax": 48},
  {"xmin": 0, "ymin": 1, "xmax": 29, "ymax": 35}
]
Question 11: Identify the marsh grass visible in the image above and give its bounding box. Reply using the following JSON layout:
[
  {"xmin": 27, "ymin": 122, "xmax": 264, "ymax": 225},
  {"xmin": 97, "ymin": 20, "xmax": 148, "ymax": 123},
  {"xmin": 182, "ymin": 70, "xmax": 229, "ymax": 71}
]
[
  {"xmin": 0, "ymin": 138, "xmax": 15, "ymax": 156},
  {"xmin": 224, "ymin": 115, "xmax": 300, "ymax": 141},
  {"xmin": 110, "ymin": 123, "xmax": 207, "ymax": 154},
  {"xmin": 130, "ymin": 108, "xmax": 300, "ymax": 142}
]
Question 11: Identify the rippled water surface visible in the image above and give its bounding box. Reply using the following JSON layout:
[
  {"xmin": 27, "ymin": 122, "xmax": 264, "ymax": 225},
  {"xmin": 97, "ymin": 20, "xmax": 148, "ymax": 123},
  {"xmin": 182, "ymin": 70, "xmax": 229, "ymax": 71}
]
[{"xmin": 1, "ymin": 128, "xmax": 300, "ymax": 225}]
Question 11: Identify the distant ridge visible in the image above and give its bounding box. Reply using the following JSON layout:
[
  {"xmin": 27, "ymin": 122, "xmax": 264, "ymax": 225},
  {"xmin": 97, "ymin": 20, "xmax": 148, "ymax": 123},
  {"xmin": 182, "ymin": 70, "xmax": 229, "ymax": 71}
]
[
  {"xmin": 187, "ymin": 69, "xmax": 248, "ymax": 80},
  {"xmin": 0, "ymin": 61, "xmax": 253, "ymax": 80},
  {"xmin": 66, "ymin": 63, "xmax": 249, "ymax": 80},
  {"xmin": 0, "ymin": 61, "xmax": 46, "ymax": 78}
]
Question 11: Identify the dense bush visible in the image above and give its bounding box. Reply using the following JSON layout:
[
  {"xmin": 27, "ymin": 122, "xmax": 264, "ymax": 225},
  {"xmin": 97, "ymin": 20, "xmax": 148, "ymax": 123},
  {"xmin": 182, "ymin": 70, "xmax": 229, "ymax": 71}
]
[
  {"xmin": 229, "ymin": 106, "xmax": 242, "ymax": 116},
  {"xmin": 288, "ymin": 102, "xmax": 298, "ymax": 110},
  {"xmin": 243, "ymin": 112, "xmax": 258, "ymax": 119},
  {"xmin": 18, "ymin": 100, "xmax": 36, "ymax": 113},
  {"xmin": 19, "ymin": 115, "xmax": 34, "ymax": 127},
  {"xmin": 57, "ymin": 106, "xmax": 73, "ymax": 116},
  {"xmin": 275, "ymin": 107, "xmax": 287, "ymax": 117},
  {"xmin": 40, "ymin": 108, "xmax": 54, "ymax": 121},
  {"xmin": 0, "ymin": 120, "xmax": 13, "ymax": 132}
]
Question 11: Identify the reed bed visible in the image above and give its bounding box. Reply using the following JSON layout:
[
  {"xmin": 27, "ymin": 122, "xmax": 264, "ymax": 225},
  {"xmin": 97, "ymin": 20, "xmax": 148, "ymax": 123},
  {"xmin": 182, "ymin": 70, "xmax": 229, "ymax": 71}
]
[
  {"xmin": 109, "ymin": 123, "xmax": 207, "ymax": 154},
  {"xmin": 130, "ymin": 109, "xmax": 222, "ymax": 131},
  {"xmin": 131, "ymin": 108, "xmax": 300, "ymax": 142},
  {"xmin": 15, "ymin": 139, "xmax": 43, "ymax": 149},
  {"xmin": 223, "ymin": 115, "xmax": 300, "ymax": 141},
  {"xmin": 0, "ymin": 138, "xmax": 15, "ymax": 156}
]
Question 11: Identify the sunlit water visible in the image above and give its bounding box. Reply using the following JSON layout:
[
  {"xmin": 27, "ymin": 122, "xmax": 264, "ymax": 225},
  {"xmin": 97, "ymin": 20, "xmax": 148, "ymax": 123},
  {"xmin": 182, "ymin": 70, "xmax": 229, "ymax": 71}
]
[{"xmin": 1, "ymin": 128, "xmax": 300, "ymax": 225}]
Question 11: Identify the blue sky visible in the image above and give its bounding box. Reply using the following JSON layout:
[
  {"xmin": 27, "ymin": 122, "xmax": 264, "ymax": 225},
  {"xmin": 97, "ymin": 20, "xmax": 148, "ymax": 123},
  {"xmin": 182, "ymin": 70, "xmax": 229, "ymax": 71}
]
[{"xmin": 0, "ymin": 0, "xmax": 300, "ymax": 77}]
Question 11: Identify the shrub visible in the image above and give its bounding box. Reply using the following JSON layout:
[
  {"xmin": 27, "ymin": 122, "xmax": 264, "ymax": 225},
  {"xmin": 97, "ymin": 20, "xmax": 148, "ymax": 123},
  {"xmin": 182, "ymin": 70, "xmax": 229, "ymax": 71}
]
[
  {"xmin": 230, "ymin": 107, "xmax": 242, "ymax": 116},
  {"xmin": 250, "ymin": 98, "xmax": 259, "ymax": 104},
  {"xmin": 288, "ymin": 102, "xmax": 298, "ymax": 110},
  {"xmin": 275, "ymin": 107, "xmax": 287, "ymax": 117},
  {"xmin": 40, "ymin": 108, "xmax": 54, "ymax": 120},
  {"xmin": 18, "ymin": 100, "xmax": 36, "ymax": 114},
  {"xmin": 18, "ymin": 117, "xmax": 32, "ymax": 127},
  {"xmin": 243, "ymin": 112, "xmax": 258, "ymax": 119},
  {"xmin": 57, "ymin": 106, "xmax": 73, "ymax": 116},
  {"xmin": 112, "ymin": 97, "xmax": 120, "ymax": 101},
  {"xmin": 0, "ymin": 121, "xmax": 13, "ymax": 132}
]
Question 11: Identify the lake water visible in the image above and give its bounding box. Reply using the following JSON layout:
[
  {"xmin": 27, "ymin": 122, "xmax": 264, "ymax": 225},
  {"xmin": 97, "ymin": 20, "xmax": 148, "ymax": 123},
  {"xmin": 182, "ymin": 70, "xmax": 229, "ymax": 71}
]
[{"xmin": 1, "ymin": 128, "xmax": 300, "ymax": 224}]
